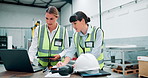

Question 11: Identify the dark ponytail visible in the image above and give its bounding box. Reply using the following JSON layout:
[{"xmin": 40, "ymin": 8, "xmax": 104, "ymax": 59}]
[
  {"xmin": 87, "ymin": 17, "xmax": 90, "ymax": 23},
  {"xmin": 69, "ymin": 11, "xmax": 91, "ymax": 24}
]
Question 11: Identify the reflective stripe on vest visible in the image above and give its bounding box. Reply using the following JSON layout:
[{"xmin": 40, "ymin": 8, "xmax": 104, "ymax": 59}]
[
  {"xmin": 74, "ymin": 26, "xmax": 104, "ymax": 69},
  {"xmin": 37, "ymin": 24, "xmax": 65, "ymax": 66}
]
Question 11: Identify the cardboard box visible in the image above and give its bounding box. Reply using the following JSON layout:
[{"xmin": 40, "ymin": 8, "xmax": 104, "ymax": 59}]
[
  {"xmin": 137, "ymin": 56, "xmax": 148, "ymax": 61},
  {"xmin": 138, "ymin": 56, "xmax": 148, "ymax": 77}
]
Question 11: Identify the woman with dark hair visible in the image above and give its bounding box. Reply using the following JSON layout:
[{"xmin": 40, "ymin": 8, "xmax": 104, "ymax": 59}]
[{"xmin": 57, "ymin": 11, "xmax": 104, "ymax": 70}]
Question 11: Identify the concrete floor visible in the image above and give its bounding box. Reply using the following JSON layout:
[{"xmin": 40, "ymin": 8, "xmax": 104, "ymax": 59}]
[{"xmin": 103, "ymin": 66, "xmax": 138, "ymax": 78}]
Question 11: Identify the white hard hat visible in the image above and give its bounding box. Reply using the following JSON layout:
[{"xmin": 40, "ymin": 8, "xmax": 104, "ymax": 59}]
[{"xmin": 74, "ymin": 53, "xmax": 100, "ymax": 72}]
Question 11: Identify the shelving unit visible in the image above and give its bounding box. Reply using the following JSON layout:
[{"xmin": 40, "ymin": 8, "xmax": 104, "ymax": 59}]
[
  {"xmin": 105, "ymin": 45, "xmax": 147, "ymax": 78},
  {"xmin": 0, "ymin": 36, "xmax": 7, "ymax": 64},
  {"xmin": 0, "ymin": 36, "xmax": 7, "ymax": 49}
]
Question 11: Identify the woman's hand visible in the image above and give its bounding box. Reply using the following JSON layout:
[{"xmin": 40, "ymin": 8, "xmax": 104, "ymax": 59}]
[
  {"xmin": 49, "ymin": 54, "xmax": 61, "ymax": 61},
  {"xmin": 56, "ymin": 56, "xmax": 71, "ymax": 67},
  {"xmin": 56, "ymin": 61, "xmax": 66, "ymax": 67}
]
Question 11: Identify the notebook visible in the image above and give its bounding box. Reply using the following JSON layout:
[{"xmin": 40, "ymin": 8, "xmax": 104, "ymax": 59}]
[{"xmin": 0, "ymin": 49, "xmax": 44, "ymax": 73}]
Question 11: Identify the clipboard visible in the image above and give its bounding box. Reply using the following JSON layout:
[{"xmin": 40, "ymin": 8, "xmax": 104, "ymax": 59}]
[{"xmin": 76, "ymin": 70, "xmax": 111, "ymax": 77}]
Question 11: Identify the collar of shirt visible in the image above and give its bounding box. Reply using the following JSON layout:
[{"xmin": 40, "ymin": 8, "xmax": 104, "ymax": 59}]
[
  {"xmin": 46, "ymin": 23, "xmax": 59, "ymax": 33},
  {"xmin": 79, "ymin": 24, "xmax": 93, "ymax": 36},
  {"xmin": 46, "ymin": 24, "xmax": 59, "ymax": 42}
]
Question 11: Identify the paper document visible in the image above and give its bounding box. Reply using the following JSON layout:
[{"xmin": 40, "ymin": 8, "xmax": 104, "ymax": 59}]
[{"xmin": 45, "ymin": 72, "xmax": 71, "ymax": 77}]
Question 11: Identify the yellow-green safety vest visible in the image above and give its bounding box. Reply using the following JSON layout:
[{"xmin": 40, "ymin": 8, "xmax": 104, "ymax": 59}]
[
  {"xmin": 74, "ymin": 26, "xmax": 104, "ymax": 69},
  {"xmin": 37, "ymin": 24, "xmax": 66, "ymax": 67}
]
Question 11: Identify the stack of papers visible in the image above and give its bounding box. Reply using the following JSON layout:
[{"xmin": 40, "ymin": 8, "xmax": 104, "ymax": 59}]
[{"xmin": 45, "ymin": 72, "xmax": 71, "ymax": 77}]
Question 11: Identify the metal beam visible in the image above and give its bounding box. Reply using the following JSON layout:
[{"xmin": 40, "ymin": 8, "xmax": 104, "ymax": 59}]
[
  {"xmin": 58, "ymin": 0, "xmax": 72, "ymax": 12},
  {"xmin": 1, "ymin": 0, "xmax": 4, "ymax": 2},
  {"xmin": 59, "ymin": 2, "xmax": 67, "ymax": 10},
  {"xmin": 32, "ymin": 0, "xmax": 36, "ymax": 5},
  {"xmin": 17, "ymin": 0, "xmax": 20, "ymax": 4},
  {"xmin": 45, "ymin": 0, "xmax": 52, "ymax": 8},
  {"xmin": 67, "ymin": 0, "xmax": 72, "ymax": 4},
  {"xmin": 0, "ymin": 27, "xmax": 31, "ymax": 29},
  {"xmin": 99, "ymin": 0, "xmax": 102, "ymax": 29},
  {"xmin": 0, "ymin": 1, "xmax": 47, "ymax": 8}
]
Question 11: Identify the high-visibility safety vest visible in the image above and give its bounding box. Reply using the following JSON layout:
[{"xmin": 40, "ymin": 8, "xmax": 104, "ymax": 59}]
[
  {"xmin": 74, "ymin": 26, "xmax": 104, "ymax": 69},
  {"xmin": 37, "ymin": 24, "xmax": 66, "ymax": 67}
]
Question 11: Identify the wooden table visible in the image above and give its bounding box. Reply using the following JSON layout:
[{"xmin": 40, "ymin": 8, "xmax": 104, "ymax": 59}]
[{"xmin": 0, "ymin": 64, "xmax": 109, "ymax": 78}]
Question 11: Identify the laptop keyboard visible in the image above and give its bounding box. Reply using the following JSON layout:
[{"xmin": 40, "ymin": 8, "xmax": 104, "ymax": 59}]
[{"xmin": 33, "ymin": 66, "xmax": 43, "ymax": 71}]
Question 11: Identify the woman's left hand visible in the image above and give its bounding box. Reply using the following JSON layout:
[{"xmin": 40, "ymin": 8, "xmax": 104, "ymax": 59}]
[{"xmin": 56, "ymin": 61, "xmax": 66, "ymax": 67}]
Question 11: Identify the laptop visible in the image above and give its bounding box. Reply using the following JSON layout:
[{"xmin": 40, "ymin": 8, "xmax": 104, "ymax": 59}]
[{"xmin": 0, "ymin": 49, "xmax": 44, "ymax": 73}]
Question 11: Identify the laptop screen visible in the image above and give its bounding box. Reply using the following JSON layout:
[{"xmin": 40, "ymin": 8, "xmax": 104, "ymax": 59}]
[{"xmin": 0, "ymin": 49, "xmax": 34, "ymax": 72}]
